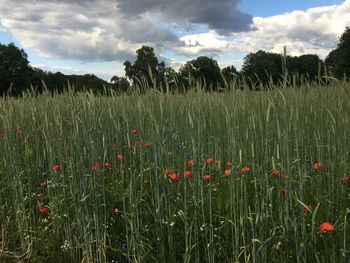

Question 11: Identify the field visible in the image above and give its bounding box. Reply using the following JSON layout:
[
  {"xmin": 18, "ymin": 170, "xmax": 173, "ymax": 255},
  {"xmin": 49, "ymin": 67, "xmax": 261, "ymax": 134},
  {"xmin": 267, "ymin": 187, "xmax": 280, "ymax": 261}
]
[{"xmin": 1, "ymin": 82, "xmax": 350, "ymax": 262}]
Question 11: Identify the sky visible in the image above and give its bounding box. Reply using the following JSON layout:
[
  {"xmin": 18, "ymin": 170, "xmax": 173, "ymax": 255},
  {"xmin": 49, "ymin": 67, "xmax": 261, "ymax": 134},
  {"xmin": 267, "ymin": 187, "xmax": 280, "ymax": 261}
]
[{"xmin": 0, "ymin": 0, "xmax": 349, "ymax": 81}]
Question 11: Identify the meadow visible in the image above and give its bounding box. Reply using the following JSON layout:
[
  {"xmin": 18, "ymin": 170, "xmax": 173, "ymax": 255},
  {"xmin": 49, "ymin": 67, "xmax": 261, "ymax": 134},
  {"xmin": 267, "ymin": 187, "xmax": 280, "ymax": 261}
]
[{"xmin": 0, "ymin": 81, "xmax": 350, "ymax": 262}]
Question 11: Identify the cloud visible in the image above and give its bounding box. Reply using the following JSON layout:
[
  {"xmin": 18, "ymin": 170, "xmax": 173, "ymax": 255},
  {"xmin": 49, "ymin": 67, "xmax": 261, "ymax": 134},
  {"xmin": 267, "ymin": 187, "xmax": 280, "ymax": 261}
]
[
  {"xmin": 230, "ymin": 1, "xmax": 350, "ymax": 59},
  {"xmin": 117, "ymin": 0, "xmax": 255, "ymax": 34}
]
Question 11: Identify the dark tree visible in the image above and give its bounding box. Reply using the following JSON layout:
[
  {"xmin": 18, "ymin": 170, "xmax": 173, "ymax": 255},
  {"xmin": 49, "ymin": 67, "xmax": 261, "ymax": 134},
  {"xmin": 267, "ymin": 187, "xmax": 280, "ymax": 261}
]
[
  {"xmin": 110, "ymin": 75, "xmax": 130, "ymax": 93},
  {"xmin": 178, "ymin": 56, "xmax": 223, "ymax": 91},
  {"xmin": 0, "ymin": 42, "xmax": 33, "ymax": 95},
  {"xmin": 325, "ymin": 27, "xmax": 350, "ymax": 79}
]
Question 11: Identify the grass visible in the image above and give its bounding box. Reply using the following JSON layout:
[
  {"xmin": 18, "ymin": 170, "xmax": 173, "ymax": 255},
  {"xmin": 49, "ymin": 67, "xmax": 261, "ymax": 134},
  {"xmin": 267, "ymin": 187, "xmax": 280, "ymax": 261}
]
[{"xmin": 0, "ymin": 81, "xmax": 350, "ymax": 262}]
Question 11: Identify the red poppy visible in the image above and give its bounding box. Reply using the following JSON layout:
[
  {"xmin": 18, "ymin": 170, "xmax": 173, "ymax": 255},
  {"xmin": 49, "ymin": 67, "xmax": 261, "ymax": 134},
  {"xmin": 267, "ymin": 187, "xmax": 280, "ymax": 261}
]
[
  {"xmin": 240, "ymin": 166, "xmax": 251, "ymax": 174},
  {"xmin": 144, "ymin": 143, "xmax": 152, "ymax": 148},
  {"xmin": 131, "ymin": 129, "xmax": 137, "ymax": 134},
  {"xmin": 52, "ymin": 165, "xmax": 61, "ymax": 171},
  {"xmin": 226, "ymin": 161, "xmax": 232, "ymax": 167},
  {"xmin": 314, "ymin": 162, "xmax": 323, "ymax": 171},
  {"xmin": 206, "ymin": 158, "xmax": 214, "ymax": 164},
  {"xmin": 187, "ymin": 160, "xmax": 194, "ymax": 166},
  {"xmin": 104, "ymin": 162, "xmax": 112, "ymax": 170},
  {"xmin": 303, "ymin": 205, "xmax": 312, "ymax": 214},
  {"xmin": 184, "ymin": 171, "xmax": 192, "ymax": 178},
  {"xmin": 342, "ymin": 175, "xmax": 350, "ymax": 183},
  {"xmin": 116, "ymin": 154, "xmax": 125, "ymax": 161},
  {"xmin": 112, "ymin": 146, "xmax": 118, "ymax": 151},
  {"xmin": 319, "ymin": 222, "xmax": 334, "ymax": 232},
  {"xmin": 40, "ymin": 207, "xmax": 49, "ymax": 216},
  {"xmin": 114, "ymin": 208, "xmax": 120, "ymax": 216},
  {"xmin": 164, "ymin": 168, "xmax": 173, "ymax": 174},
  {"xmin": 224, "ymin": 169, "xmax": 231, "ymax": 175},
  {"xmin": 91, "ymin": 165, "xmax": 98, "ymax": 173},
  {"xmin": 134, "ymin": 141, "xmax": 141, "ymax": 146},
  {"xmin": 168, "ymin": 173, "xmax": 179, "ymax": 182},
  {"xmin": 202, "ymin": 175, "xmax": 211, "ymax": 181},
  {"xmin": 272, "ymin": 169, "xmax": 280, "ymax": 177}
]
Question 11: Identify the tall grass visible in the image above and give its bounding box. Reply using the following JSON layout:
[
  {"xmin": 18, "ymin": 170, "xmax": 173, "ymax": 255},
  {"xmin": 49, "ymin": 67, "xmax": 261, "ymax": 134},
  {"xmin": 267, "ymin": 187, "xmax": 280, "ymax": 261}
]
[{"xmin": 0, "ymin": 81, "xmax": 350, "ymax": 262}]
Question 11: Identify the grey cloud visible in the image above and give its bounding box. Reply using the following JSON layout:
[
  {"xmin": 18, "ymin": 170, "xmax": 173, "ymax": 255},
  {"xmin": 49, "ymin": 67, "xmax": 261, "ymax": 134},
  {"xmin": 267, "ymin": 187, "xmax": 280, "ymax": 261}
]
[{"xmin": 117, "ymin": 0, "xmax": 255, "ymax": 34}]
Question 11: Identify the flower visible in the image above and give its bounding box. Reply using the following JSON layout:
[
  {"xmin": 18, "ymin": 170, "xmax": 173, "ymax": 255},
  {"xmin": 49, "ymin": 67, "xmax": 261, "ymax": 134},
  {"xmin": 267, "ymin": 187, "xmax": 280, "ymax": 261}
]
[
  {"xmin": 303, "ymin": 205, "xmax": 312, "ymax": 214},
  {"xmin": 116, "ymin": 154, "xmax": 125, "ymax": 161},
  {"xmin": 164, "ymin": 168, "xmax": 173, "ymax": 174},
  {"xmin": 202, "ymin": 175, "xmax": 211, "ymax": 181},
  {"xmin": 184, "ymin": 171, "xmax": 192, "ymax": 178},
  {"xmin": 91, "ymin": 165, "xmax": 98, "ymax": 173},
  {"xmin": 40, "ymin": 207, "xmax": 49, "ymax": 216},
  {"xmin": 226, "ymin": 161, "xmax": 232, "ymax": 167},
  {"xmin": 144, "ymin": 143, "xmax": 152, "ymax": 148},
  {"xmin": 206, "ymin": 158, "xmax": 214, "ymax": 164},
  {"xmin": 143, "ymin": 179, "xmax": 150, "ymax": 184},
  {"xmin": 272, "ymin": 169, "xmax": 280, "ymax": 177},
  {"xmin": 186, "ymin": 160, "xmax": 194, "ymax": 166},
  {"xmin": 313, "ymin": 162, "xmax": 323, "ymax": 171},
  {"xmin": 131, "ymin": 129, "xmax": 137, "ymax": 134},
  {"xmin": 104, "ymin": 162, "xmax": 112, "ymax": 170},
  {"xmin": 112, "ymin": 146, "xmax": 118, "ymax": 151},
  {"xmin": 168, "ymin": 173, "xmax": 179, "ymax": 182},
  {"xmin": 134, "ymin": 141, "xmax": 141, "ymax": 146},
  {"xmin": 319, "ymin": 222, "xmax": 334, "ymax": 232},
  {"xmin": 240, "ymin": 166, "xmax": 251, "ymax": 174},
  {"xmin": 342, "ymin": 175, "xmax": 350, "ymax": 183},
  {"xmin": 114, "ymin": 208, "xmax": 120, "ymax": 216},
  {"xmin": 224, "ymin": 169, "xmax": 231, "ymax": 175},
  {"xmin": 38, "ymin": 180, "xmax": 46, "ymax": 189},
  {"xmin": 52, "ymin": 165, "xmax": 61, "ymax": 171}
]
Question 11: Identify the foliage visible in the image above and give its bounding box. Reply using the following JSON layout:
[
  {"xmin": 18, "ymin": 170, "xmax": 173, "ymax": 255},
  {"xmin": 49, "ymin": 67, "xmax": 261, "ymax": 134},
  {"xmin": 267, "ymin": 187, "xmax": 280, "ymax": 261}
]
[{"xmin": 325, "ymin": 27, "xmax": 350, "ymax": 79}]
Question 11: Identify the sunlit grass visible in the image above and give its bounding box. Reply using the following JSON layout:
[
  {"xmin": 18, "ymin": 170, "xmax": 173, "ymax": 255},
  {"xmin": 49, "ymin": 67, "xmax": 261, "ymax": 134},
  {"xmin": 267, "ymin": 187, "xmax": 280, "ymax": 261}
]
[{"xmin": 0, "ymin": 81, "xmax": 350, "ymax": 262}]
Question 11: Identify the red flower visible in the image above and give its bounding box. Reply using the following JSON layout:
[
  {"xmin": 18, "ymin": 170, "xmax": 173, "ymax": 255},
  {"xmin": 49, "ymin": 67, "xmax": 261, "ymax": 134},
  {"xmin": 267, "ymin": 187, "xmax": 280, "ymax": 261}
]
[
  {"xmin": 313, "ymin": 162, "xmax": 323, "ymax": 171},
  {"xmin": 116, "ymin": 154, "xmax": 125, "ymax": 161},
  {"xmin": 164, "ymin": 168, "xmax": 173, "ymax": 174},
  {"xmin": 134, "ymin": 141, "xmax": 141, "ymax": 146},
  {"xmin": 202, "ymin": 175, "xmax": 211, "ymax": 181},
  {"xmin": 240, "ymin": 166, "xmax": 251, "ymax": 174},
  {"xmin": 226, "ymin": 161, "xmax": 232, "ymax": 167},
  {"xmin": 114, "ymin": 208, "xmax": 120, "ymax": 216},
  {"xmin": 168, "ymin": 173, "xmax": 179, "ymax": 182},
  {"xmin": 224, "ymin": 169, "xmax": 231, "ymax": 175},
  {"xmin": 342, "ymin": 175, "xmax": 350, "ymax": 183},
  {"xmin": 272, "ymin": 169, "xmax": 280, "ymax": 177},
  {"xmin": 91, "ymin": 165, "xmax": 98, "ymax": 173},
  {"xmin": 184, "ymin": 171, "xmax": 192, "ymax": 178},
  {"xmin": 303, "ymin": 205, "xmax": 312, "ymax": 214},
  {"xmin": 52, "ymin": 165, "xmax": 61, "ymax": 171},
  {"xmin": 112, "ymin": 146, "xmax": 118, "ymax": 151},
  {"xmin": 186, "ymin": 160, "xmax": 194, "ymax": 166},
  {"xmin": 131, "ymin": 129, "xmax": 137, "ymax": 134},
  {"xmin": 40, "ymin": 207, "xmax": 49, "ymax": 216},
  {"xmin": 104, "ymin": 162, "xmax": 112, "ymax": 170},
  {"xmin": 143, "ymin": 179, "xmax": 150, "ymax": 184},
  {"xmin": 319, "ymin": 222, "xmax": 334, "ymax": 232},
  {"xmin": 144, "ymin": 143, "xmax": 152, "ymax": 148},
  {"xmin": 206, "ymin": 158, "xmax": 214, "ymax": 164}
]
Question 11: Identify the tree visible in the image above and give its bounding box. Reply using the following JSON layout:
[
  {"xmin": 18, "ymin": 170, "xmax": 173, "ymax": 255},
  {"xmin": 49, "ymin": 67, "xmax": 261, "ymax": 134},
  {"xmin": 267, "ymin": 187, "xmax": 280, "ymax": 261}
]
[
  {"xmin": 0, "ymin": 42, "xmax": 33, "ymax": 95},
  {"xmin": 287, "ymin": 54, "xmax": 323, "ymax": 81},
  {"xmin": 325, "ymin": 27, "xmax": 350, "ymax": 79},
  {"xmin": 124, "ymin": 46, "xmax": 162, "ymax": 89},
  {"xmin": 110, "ymin": 75, "xmax": 130, "ymax": 93},
  {"xmin": 178, "ymin": 56, "xmax": 223, "ymax": 91}
]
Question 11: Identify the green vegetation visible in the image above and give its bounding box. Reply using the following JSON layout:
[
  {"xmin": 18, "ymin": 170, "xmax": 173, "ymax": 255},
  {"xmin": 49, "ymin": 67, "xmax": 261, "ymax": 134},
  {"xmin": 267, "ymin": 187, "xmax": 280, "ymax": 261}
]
[{"xmin": 0, "ymin": 79, "xmax": 350, "ymax": 262}]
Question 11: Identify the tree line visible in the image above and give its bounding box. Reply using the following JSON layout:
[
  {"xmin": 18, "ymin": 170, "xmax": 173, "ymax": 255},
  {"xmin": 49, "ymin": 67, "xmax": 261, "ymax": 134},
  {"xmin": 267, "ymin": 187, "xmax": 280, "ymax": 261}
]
[{"xmin": 1, "ymin": 27, "xmax": 349, "ymax": 95}]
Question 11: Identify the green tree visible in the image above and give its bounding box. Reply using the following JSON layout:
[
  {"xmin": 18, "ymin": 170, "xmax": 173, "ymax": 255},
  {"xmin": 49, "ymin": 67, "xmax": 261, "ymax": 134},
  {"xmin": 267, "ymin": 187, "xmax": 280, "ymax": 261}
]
[
  {"xmin": 0, "ymin": 42, "xmax": 33, "ymax": 95},
  {"xmin": 325, "ymin": 27, "xmax": 350, "ymax": 79},
  {"xmin": 110, "ymin": 75, "xmax": 130, "ymax": 93},
  {"xmin": 178, "ymin": 56, "xmax": 223, "ymax": 91}
]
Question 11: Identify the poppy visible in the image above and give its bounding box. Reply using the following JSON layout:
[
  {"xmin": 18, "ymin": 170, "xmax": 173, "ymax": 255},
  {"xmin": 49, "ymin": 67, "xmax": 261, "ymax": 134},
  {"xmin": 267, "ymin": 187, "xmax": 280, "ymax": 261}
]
[
  {"xmin": 187, "ymin": 160, "xmax": 194, "ymax": 166},
  {"xmin": 116, "ymin": 154, "xmax": 125, "ymax": 161},
  {"xmin": 38, "ymin": 180, "xmax": 46, "ymax": 189},
  {"xmin": 303, "ymin": 205, "xmax": 312, "ymax": 214},
  {"xmin": 52, "ymin": 165, "xmax": 61, "ymax": 171},
  {"xmin": 104, "ymin": 162, "xmax": 112, "ymax": 170},
  {"xmin": 184, "ymin": 171, "xmax": 192, "ymax": 178},
  {"xmin": 206, "ymin": 158, "xmax": 214, "ymax": 164},
  {"xmin": 314, "ymin": 162, "xmax": 323, "ymax": 171},
  {"xmin": 40, "ymin": 207, "xmax": 49, "ymax": 216},
  {"xmin": 134, "ymin": 141, "xmax": 141, "ymax": 146},
  {"xmin": 224, "ymin": 169, "xmax": 231, "ymax": 175},
  {"xmin": 164, "ymin": 168, "xmax": 173, "ymax": 174},
  {"xmin": 114, "ymin": 208, "xmax": 120, "ymax": 216},
  {"xmin": 319, "ymin": 222, "xmax": 334, "ymax": 232},
  {"xmin": 342, "ymin": 175, "xmax": 350, "ymax": 183},
  {"xmin": 226, "ymin": 161, "xmax": 232, "ymax": 167},
  {"xmin": 202, "ymin": 175, "xmax": 211, "ymax": 181},
  {"xmin": 168, "ymin": 173, "xmax": 178, "ymax": 182},
  {"xmin": 143, "ymin": 179, "xmax": 150, "ymax": 184},
  {"xmin": 272, "ymin": 169, "xmax": 280, "ymax": 177},
  {"xmin": 240, "ymin": 166, "xmax": 251, "ymax": 174},
  {"xmin": 144, "ymin": 143, "xmax": 152, "ymax": 148},
  {"xmin": 131, "ymin": 129, "xmax": 137, "ymax": 134},
  {"xmin": 112, "ymin": 146, "xmax": 118, "ymax": 151},
  {"xmin": 91, "ymin": 165, "xmax": 98, "ymax": 173}
]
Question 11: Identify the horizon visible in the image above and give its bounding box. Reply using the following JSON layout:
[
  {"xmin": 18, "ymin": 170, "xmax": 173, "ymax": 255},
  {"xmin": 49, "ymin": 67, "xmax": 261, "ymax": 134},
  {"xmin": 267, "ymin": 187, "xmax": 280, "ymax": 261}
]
[{"xmin": 0, "ymin": 0, "xmax": 348, "ymax": 81}]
